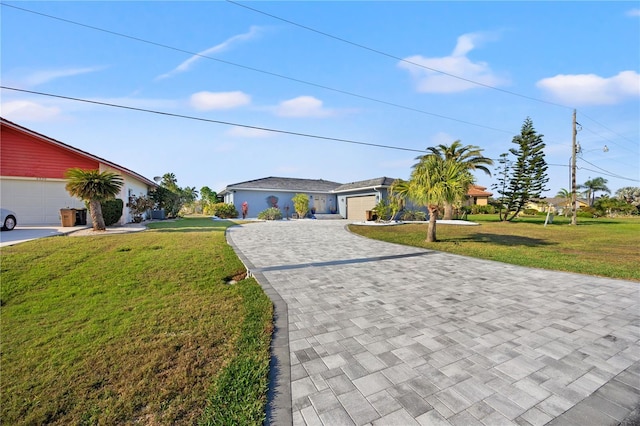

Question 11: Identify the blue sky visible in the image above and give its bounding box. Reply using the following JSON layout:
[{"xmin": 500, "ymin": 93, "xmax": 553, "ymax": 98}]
[{"xmin": 2, "ymin": 1, "xmax": 639, "ymax": 198}]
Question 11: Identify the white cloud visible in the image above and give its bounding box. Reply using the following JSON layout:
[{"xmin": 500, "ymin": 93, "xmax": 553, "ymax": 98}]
[
  {"xmin": 536, "ymin": 71, "xmax": 640, "ymax": 105},
  {"xmin": 274, "ymin": 96, "xmax": 333, "ymax": 118},
  {"xmin": 626, "ymin": 8, "xmax": 640, "ymax": 17},
  {"xmin": 398, "ymin": 31, "xmax": 506, "ymax": 93},
  {"xmin": 156, "ymin": 26, "xmax": 262, "ymax": 80},
  {"xmin": 1, "ymin": 100, "xmax": 63, "ymax": 122},
  {"xmin": 430, "ymin": 132, "xmax": 457, "ymax": 146},
  {"xmin": 190, "ymin": 91, "xmax": 251, "ymax": 110},
  {"xmin": 20, "ymin": 66, "xmax": 105, "ymax": 87},
  {"xmin": 226, "ymin": 126, "xmax": 273, "ymax": 138}
]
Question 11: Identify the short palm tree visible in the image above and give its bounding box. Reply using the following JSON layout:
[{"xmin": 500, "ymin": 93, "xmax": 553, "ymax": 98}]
[
  {"xmin": 556, "ymin": 188, "xmax": 572, "ymax": 216},
  {"xmin": 407, "ymin": 155, "xmax": 474, "ymax": 242},
  {"xmin": 422, "ymin": 140, "xmax": 493, "ymax": 219},
  {"xmin": 65, "ymin": 168, "xmax": 124, "ymax": 231}
]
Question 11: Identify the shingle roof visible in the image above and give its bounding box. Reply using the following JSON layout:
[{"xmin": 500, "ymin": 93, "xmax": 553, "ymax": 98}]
[
  {"xmin": 333, "ymin": 177, "xmax": 397, "ymax": 192},
  {"xmin": 222, "ymin": 176, "xmax": 342, "ymax": 193}
]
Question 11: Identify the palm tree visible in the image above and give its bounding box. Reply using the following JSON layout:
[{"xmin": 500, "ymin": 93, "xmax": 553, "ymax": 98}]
[
  {"xmin": 422, "ymin": 140, "xmax": 493, "ymax": 219},
  {"xmin": 556, "ymin": 188, "xmax": 572, "ymax": 216},
  {"xmin": 579, "ymin": 177, "xmax": 611, "ymax": 206},
  {"xmin": 407, "ymin": 155, "xmax": 474, "ymax": 242},
  {"xmin": 65, "ymin": 168, "xmax": 124, "ymax": 231}
]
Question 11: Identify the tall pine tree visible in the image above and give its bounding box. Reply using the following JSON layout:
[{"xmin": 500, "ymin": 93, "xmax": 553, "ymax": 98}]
[{"xmin": 493, "ymin": 117, "xmax": 549, "ymax": 221}]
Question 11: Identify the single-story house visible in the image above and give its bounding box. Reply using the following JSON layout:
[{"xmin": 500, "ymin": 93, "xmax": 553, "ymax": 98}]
[
  {"xmin": 464, "ymin": 185, "xmax": 493, "ymax": 206},
  {"xmin": 219, "ymin": 176, "xmax": 342, "ymax": 219},
  {"xmin": 219, "ymin": 176, "xmax": 494, "ymax": 221},
  {"xmin": 0, "ymin": 117, "xmax": 157, "ymax": 225},
  {"xmin": 526, "ymin": 197, "xmax": 589, "ymax": 214}
]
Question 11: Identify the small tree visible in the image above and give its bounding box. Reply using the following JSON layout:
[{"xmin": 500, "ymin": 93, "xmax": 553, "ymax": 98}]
[
  {"xmin": 493, "ymin": 117, "xmax": 549, "ymax": 221},
  {"xmin": 291, "ymin": 193, "xmax": 309, "ymax": 219},
  {"xmin": 127, "ymin": 194, "xmax": 154, "ymax": 222},
  {"xmin": 65, "ymin": 168, "xmax": 124, "ymax": 231}
]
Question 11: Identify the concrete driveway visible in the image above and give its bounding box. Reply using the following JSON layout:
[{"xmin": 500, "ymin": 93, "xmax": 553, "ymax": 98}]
[
  {"xmin": 227, "ymin": 220, "xmax": 639, "ymax": 426},
  {"xmin": 0, "ymin": 225, "xmax": 85, "ymax": 247}
]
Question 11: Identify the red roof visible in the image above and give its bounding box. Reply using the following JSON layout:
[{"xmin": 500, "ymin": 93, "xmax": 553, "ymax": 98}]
[
  {"xmin": 467, "ymin": 185, "xmax": 493, "ymax": 197},
  {"xmin": 1, "ymin": 117, "xmax": 156, "ymax": 187}
]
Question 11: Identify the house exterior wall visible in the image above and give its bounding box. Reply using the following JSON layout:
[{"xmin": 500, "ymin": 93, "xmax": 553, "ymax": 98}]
[
  {"xmin": 1, "ymin": 120, "xmax": 155, "ymax": 225},
  {"xmin": 225, "ymin": 189, "xmax": 337, "ymax": 218},
  {"xmin": 0, "ymin": 177, "xmax": 86, "ymax": 224},
  {"xmin": 336, "ymin": 187, "xmax": 388, "ymax": 218}
]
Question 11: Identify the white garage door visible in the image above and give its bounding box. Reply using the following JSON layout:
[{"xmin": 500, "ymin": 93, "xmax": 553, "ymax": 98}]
[
  {"xmin": 0, "ymin": 178, "xmax": 85, "ymax": 225},
  {"xmin": 346, "ymin": 195, "xmax": 377, "ymax": 221}
]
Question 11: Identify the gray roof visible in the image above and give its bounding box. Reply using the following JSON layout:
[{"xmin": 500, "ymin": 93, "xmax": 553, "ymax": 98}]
[
  {"xmin": 333, "ymin": 177, "xmax": 397, "ymax": 192},
  {"xmin": 221, "ymin": 176, "xmax": 342, "ymax": 193}
]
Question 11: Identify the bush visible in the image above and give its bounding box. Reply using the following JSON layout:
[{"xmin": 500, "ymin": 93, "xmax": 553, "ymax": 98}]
[
  {"xmin": 257, "ymin": 207, "xmax": 282, "ymax": 221},
  {"xmin": 522, "ymin": 208, "xmax": 539, "ymax": 216},
  {"xmin": 372, "ymin": 200, "xmax": 391, "ymax": 222},
  {"xmin": 401, "ymin": 210, "xmax": 427, "ymax": 221},
  {"xmin": 212, "ymin": 203, "xmax": 239, "ymax": 219},
  {"xmin": 292, "ymin": 194, "xmax": 309, "ymax": 219},
  {"xmin": 469, "ymin": 204, "xmax": 496, "ymax": 214},
  {"xmin": 577, "ymin": 206, "xmax": 598, "ymax": 218},
  {"xmin": 100, "ymin": 199, "xmax": 124, "ymax": 226}
]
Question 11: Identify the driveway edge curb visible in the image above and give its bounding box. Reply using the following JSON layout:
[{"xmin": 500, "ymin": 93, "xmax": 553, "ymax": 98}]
[{"xmin": 226, "ymin": 226, "xmax": 292, "ymax": 426}]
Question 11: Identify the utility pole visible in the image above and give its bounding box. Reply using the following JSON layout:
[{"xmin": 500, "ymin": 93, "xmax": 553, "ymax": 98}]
[{"xmin": 571, "ymin": 109, "xmax": 578, "ymax": 225}]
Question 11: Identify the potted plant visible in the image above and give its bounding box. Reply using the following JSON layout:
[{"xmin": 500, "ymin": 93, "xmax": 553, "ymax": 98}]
[{"xmin": 128, "ymin": 194, "xmax": 154, "ymax": 223}]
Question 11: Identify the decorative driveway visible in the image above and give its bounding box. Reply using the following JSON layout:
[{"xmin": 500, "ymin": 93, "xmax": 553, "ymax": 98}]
[{"xmin": 227, "ymin": 220, "xmax": 639, "ymax": 426}]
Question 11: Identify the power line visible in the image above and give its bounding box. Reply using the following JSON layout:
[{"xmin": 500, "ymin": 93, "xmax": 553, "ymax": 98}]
[
  {"xmin": 226, "ymin": 0, "xmax": 572, "ymax": 110},
  {"xmin": 578, "ymin": 121, "xmax": 638, "ymax": 156},
  {"xmin": 578, "ymin": 157, "xmax": 640, "ymax": 182},
  {"xmin": 0, "ymin": 2, "xmax": 512, "ymax": 135},
  {"xmin": 579, "ymin": 110, "xmax": 638, "ymax": 147},
  {"xmin": 0, "ymin": 86, "xmax": 428, "ymax": 154}
]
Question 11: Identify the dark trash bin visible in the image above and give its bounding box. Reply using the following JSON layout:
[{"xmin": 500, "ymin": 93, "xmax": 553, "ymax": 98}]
[{"xmin": 75, "ymin": 208, "xmax": 87, "ymax": 225}]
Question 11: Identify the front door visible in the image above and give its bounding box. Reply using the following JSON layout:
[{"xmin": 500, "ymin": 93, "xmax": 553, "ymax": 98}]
[{"xmin": 314, "ymin": 195, "xmax": 327, "ymax": 213}]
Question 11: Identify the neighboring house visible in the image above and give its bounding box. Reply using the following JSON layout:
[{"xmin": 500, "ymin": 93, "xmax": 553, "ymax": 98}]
[
  {"xmin": 220, "ymin": 177, "xmax": 495, "ymax": 221},
  {"xmin": 526, "ymin": 197, "xmax": 589, "ymax": 214},
  {"xmin": 465, "ymin": 185, "xmax": 493, "ymax": 206},
  {"xmin": 0, "ymin": 117, "xmax": 157, "ymax": 225}
]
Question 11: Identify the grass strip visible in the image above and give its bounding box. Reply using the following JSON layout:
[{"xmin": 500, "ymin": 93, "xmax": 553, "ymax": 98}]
[
  {"xmin": 1, "ymin": 217, "xmax": 272, "ymax": 425},
  {"xmin": 349, "ymin": 215, "xmax": 640, "ymax": 281}
]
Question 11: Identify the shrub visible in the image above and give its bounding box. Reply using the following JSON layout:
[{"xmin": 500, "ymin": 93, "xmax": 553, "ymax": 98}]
[
  {"xmin": 291, "ymin": 194, "xmax": 309, "ymax": 219},
  {"xmin": 522, "ymin": 208, "xmax": 539, "ymax": 216},
  {"xmin": 212, "ymin": 203, "xmax": 239, "ymax": 219},
  {"xmin": 577, "ymin": 206, "xmax": 598, "ymax": 218},
  {"xmin": 401, "ymin": 210, "xmax": 427, "ymax": 221},
  {"xmin": 372, "ymin": 200, "xmax": 391, "ymax": 222},
  {"xmin": 257, "ymin": 207, "xmax": 282, "ymax": 221},
  {"xmin": 469, "ymin": 204, "xmax": 496, "ymax": 214},
  {"xmin": 100, "ymin": 199, "xmax": 124, "ymax": 226}
]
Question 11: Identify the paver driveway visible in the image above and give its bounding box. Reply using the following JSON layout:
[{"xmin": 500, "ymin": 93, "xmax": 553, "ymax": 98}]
[{"xmin": 227, "ymin": 220, "xmax": 639, "ymax": 426}]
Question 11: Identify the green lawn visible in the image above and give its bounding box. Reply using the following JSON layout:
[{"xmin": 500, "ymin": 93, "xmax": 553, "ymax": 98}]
[
  {"xmin": 349, "ymin": 215, "xmax": 640, "ymax": 281},
  {"xmin": 0, "ymin": 218, "xmax": 272, "ymax": 425}
]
